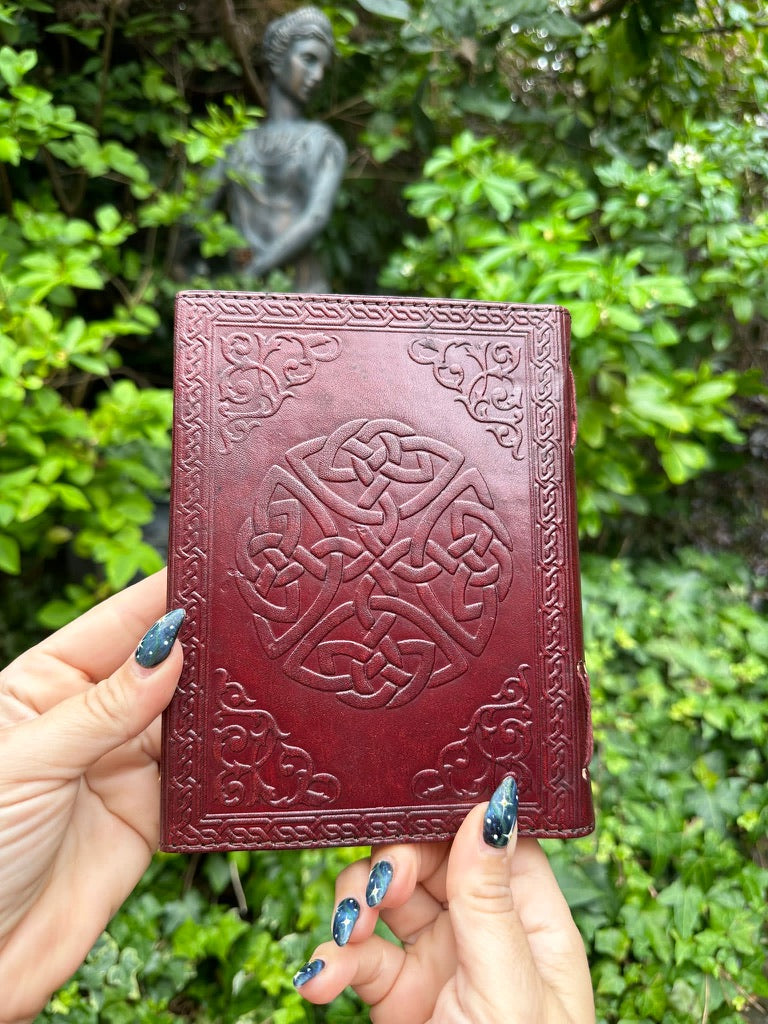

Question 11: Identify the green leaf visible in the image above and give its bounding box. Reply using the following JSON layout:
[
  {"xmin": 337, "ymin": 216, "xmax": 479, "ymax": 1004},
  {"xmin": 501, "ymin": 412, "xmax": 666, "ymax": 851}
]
[
  {"xmin": 687, "ymin": 379, "xmax": 736, "ymax": 405},
  {"xmin": 731, "ymin": 294, "xmax": 754, "ymax": 323},
  {"xmin": 569, "ymin": 302, "xmax": 601, "ymax": 338},
  {"xmin": 605, "ymin": 306, "xmax": 643, "ymax": 332},
  {"xmin": 17, "ymin": 484, "xmax": 52, "ymax": 521},
  {"xmin": 0, "ymin": 45, "xmax": 36, "ymax": 86},
  {"xmin": 95, "ymin": 204, "xmax": 121, "ymax": 233},
  {"xmin": 660, "ymin": 439, "xmax": 711, "ymax": 483},
  {"xmin": 658, "ymin": 880, "xmax": 704, "ymax": 939},
  {"xmin": 357, "ymin": 0, "xmax": 411, "ymax": 20},
  {"xmin": 0, "ymin": 534, "xmax": 21, "ymax": 574},
  {"xmin": 53, "ymin": 483, "xmax": 92, "ymax": 510},
  {"xmin": 626, "ymin": 378, "xmax": 693, "ymax": 432},
  {"xmin": 0, "ymin": 135, "xmax": 21, "ymax": 164}
]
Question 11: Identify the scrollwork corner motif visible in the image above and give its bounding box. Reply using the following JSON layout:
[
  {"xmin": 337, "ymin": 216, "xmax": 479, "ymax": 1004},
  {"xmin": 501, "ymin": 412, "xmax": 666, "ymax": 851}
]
[
  {"xmin": 218, "ymin": 329, "xmax": 342, "ymax": 453},
  {"xmin": 213, "ymin": 669, "xmax": 340, "ymax": 809},
  {"xmin": 408, "ymin": 336, "xmax": 525, "ymax": 459},
  {"xmin": 412, "ymin": 664, "xmax": 534, "ymax": 801}
]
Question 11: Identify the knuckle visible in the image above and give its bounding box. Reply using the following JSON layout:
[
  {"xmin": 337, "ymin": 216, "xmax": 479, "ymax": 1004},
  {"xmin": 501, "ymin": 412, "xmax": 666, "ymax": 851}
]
[
  {"xmin": 83, "ymin": 674, "xmax": 134, "ymax": 744},
  {"xmin": 455, "ymin": 878, "xmax": 516, "ymax": 917}
]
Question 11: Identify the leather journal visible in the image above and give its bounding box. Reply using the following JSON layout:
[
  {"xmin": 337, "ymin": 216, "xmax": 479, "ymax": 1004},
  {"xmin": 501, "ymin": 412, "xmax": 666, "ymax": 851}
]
[{"xmin": 161, "ymin": 291, "xmax": 594, "ymax": 851}]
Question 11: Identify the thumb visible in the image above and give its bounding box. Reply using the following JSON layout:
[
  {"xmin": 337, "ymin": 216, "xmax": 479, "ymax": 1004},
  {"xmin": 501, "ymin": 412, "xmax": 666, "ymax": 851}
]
[
  {"xmin": 446, "ymin": 777, "xmax": 542, "ymax": 1005},
  {"xmin": 17, "ymin": 609, "xmax": 185, "ymax": 778}
]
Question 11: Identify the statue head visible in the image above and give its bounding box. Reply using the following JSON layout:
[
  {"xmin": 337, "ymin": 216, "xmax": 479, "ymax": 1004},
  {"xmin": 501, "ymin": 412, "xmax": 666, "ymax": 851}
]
[{"xmin": 263, "ymin": 7, "xmax": 334, "ymax": 105}]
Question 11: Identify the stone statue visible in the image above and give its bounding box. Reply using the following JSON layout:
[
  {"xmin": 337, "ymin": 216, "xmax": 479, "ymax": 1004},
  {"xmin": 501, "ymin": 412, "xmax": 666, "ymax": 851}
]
[{"xmin": 207, "ymin": 6, "xmax": 346, "ymax": 293}]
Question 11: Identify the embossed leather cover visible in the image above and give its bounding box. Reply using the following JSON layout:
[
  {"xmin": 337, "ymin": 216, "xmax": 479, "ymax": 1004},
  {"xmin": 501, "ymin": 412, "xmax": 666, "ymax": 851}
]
[{"xmin": 161, "ymin": 291, "xmax": 594, "ymax": 851}]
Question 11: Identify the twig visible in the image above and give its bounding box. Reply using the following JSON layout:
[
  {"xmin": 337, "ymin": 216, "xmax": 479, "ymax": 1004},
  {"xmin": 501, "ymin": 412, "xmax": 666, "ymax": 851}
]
[
  {"xmin": 0, "ymin": 163, "xmax": 12, "ymax": 214},
  {"xmin": 216, "ymin": 0, "xmax": 268, "ymax": 107},
  {"xmin": 660, "ymin": 19, "xmax": 768, "ymax": 35},
  {"xmin": 229, "ymin": 857, "xmax": 249, "ymax": 917},
  {"xmin": 574, "ymin": 0, "xmax": 631, "ymax": 25}
]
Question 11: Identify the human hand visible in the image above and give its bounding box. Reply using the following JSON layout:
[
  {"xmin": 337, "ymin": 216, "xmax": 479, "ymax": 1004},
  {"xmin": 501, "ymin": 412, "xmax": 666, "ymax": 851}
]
[
  {"xmin": 293, "ymin": 777, "xmax": 595, "ymax": 1023},
  {"xmin": 0, "ymin": 570, "xmax": 184, "ymax": 1024}
]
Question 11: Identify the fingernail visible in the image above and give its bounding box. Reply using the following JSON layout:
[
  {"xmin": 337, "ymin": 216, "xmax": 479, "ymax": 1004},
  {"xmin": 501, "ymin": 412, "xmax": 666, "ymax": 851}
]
[
  {"xmin": 293, "ymin": 958, "xmax": 325, "ymax": 988},
  {"xmin": 332, "ymin": 897, "xmax": 360, "ymax": 946},
  {"xmin": 483, "ymin": 775, "xmax": 518, "ymax": 849},
  {"xmin": 366, "ymin": 860, "xmax": 393, "ymax": 907},
  {"xmin": 135, "ymin": 609, "xmax": 185, "ymax": 668}
]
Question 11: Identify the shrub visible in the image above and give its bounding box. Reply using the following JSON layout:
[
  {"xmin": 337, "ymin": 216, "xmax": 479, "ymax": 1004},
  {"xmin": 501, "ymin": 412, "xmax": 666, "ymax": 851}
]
[
  {"xmin": 0, "ymin": 4, "xmax": 254, "ymax": 656},
  {"xmin": 380, "ymin": 128, "xmax": 764, "ymax": 537},
  {"xmin": 38, "ymin": 549, "xmax": 768, "ymax": 1023}
]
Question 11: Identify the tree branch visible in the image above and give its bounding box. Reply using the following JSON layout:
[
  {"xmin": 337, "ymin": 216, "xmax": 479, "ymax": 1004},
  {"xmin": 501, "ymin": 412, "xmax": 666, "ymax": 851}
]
[
  {"xmin": 216, "ymin": 0, "xmax": 268, "ymax": 107},
  {"xmin": 573, "ymin": 0, "xmax": 632, "ymax": 25},
  {"xmin": 660, "ymin": 19, "xmax": 768, "ymax": 35}
]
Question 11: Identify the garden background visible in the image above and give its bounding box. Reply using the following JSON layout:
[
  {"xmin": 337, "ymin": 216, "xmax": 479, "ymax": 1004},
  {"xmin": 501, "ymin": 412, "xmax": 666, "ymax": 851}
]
[{"xmin": 0, "ymin": 0, "xmax": 767, "ymax": 1020}]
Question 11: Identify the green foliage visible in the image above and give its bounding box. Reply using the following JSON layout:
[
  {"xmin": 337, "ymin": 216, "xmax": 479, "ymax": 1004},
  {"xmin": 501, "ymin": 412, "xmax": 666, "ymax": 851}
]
[
  {"xmin": 37, "ymin": 550, "xmax": 768, "ymax": 1023},
  {"xmin": 1, "ymin": 1, "xmax": 766, "ymax": 1021},
  {"xmin": 547, "ymin": 549, "xmax": 768, "ymax": 1022},
  {"xmin": 0, "ymin": 1, "xmax": 257, "ymax": 654},
  {"xmin": 328, "ymin": 0, "xmax": 767, "ymax": 539},
  {"xmin": 41, "ymin": 847, "xmax": 367, "ymax": 1023},
  {"xmin": 380, "ymin": 125, "xmax": 763, "ymax": 536}
]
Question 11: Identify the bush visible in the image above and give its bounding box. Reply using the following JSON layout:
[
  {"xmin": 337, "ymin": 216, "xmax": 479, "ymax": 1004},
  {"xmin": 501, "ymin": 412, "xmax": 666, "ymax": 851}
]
[
  {"xmin": 2, "ymin": 2, "xmax": 766, "ymax": 1020},
  {"xmin": 380, "ymin": 128, "xmax": 765, "ymax": 537},
  {"xmin": 37, "ymin": 549, "xmax": 768, "ymax": 1023},
  {"xmin": 548, "ymin": 549, "xmax": 768, "ymax": 1021},
  {"xmin": 0, "ymin": 4, "xmax": 255, "ymax": 656}
]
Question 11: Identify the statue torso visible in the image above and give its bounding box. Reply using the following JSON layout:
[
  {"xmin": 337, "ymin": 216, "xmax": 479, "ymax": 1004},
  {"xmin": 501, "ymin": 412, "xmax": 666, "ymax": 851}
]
[{"xmin": 225, "ymin": 120, "xmax": 344, "ymax": 244}]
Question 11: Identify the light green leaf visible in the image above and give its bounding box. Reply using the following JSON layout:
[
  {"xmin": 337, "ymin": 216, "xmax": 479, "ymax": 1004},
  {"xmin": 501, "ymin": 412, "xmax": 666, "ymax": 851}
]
[
  {"xmin": 357, "ymin": 0, "xmax": 411, "ymax": 20},
  {"xmin": 732, "ymin": 294, "xmax": 754, "ymax": 323},
  {"xmin": 687, "ymin": 379, "xmax": 736, "ymax": 405},
  {"xmin": 0, "ymin": 136, "xmax": 21, "ymax": 164},
  {"xmin": 569, "ymin": 302, "xmax": 601, "ymax": 338},
  {"xmin": 0, "ymin": 534, "xmax": 21, "ymax": 574},
  {"xmin": 660, "ymin": 440, "xmax": 710, "ymax": 483},
  {"xmin": 606, "ymin": 306, "xmax": 643, "ymax": 332},
  {"xmin": 95, "ymin": 204, "xmax": 121, "ymax": 233}
]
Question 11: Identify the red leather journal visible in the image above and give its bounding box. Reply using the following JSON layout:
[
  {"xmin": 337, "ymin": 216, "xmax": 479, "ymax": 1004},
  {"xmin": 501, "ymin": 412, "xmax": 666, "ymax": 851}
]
[{"xmin": 161, "ymin": 291, "xmax": 594, "ymax": 851}]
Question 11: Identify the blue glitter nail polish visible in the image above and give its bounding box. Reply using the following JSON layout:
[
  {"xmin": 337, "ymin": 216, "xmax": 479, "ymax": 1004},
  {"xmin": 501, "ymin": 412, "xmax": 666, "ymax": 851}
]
[
  {"xmin": 135, "ymin": 609, "xmax": 185, "ymax": 668},
  {"xmin": 293, "ymin": 958, "xmax": 325, "ymax": 988},
  {"xmin": 483, "ymin": 776, "xmax": 518, "ymax": 848},
  {"xmin": 366, "ymin": 860, "xmax": 393, "ymax": 907},
  {"xmin": 332, "ymin": 897, "xmax": 360, "ymax": 946}
]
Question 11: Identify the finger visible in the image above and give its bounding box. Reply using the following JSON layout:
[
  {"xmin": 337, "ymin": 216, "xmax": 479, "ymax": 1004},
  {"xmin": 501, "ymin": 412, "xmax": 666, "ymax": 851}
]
[
  {"xmin": 2, "ymin": 609, "xmax": 184, "ymax": 780},
  {"xmin": 333, "ymin": 853, "xmax": 445, "ymax": 947},
  {"xmin": 292, "ymin": 935, "xmax": 405, "ymax": 1006},
  {"xmin": 331, "ymin": 858, "xmax": 375, "ymax": 946},
  {"xmin": 293, "ymin": 927, "xmax": 456, "ymax": 1024},
  {"xmin": 446, "ymin": 777, "xmax": 542, "ymax": 1003},
  {"xmin": 509, "ymin": 838, "xmax": 595, "ymax": 1008},
  {"xmin": 368, "ymin": 839, "xmax": 449, "ymax": 910},
  {"xmin": 33, "ymin": 569, "xmax": 169, "ymax": 682},
  {"xmin": 446, "ymin": 776, "xmax": 594, "ymax": 1021},
  {"xmin": 380, "ymin": 883, "xmax": 444, "ymax": 945},
  {"xmin": 363, "ymin": 843, "xmax": 448, "ymax": 944}
]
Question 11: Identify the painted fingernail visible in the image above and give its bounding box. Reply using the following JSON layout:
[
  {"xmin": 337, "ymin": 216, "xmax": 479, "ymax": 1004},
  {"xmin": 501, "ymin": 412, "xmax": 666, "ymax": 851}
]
[
  {"xmin": 293, "ymin": 958, "xmax": 325, "ymax": 988},
  {"xmin": 366, "ymin": 860, "xmax": 393, "ymax": 907},
  {"xmin": 135, "ymin": 609, "xmax": 185, "ymax": 668},
  {"xmin": 483, "ymin": 775, "xmax": 518, "ymax": 848},
  {"xmin": 332, "ymin": 897, "xmax": 360, "ymax": 946}
]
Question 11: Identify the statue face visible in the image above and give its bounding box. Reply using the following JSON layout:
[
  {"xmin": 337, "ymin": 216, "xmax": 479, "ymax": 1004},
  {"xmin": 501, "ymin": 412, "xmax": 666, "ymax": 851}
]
[{"xmin": 277, "ymin": 37, "xmax": 331, "ymax": 105}]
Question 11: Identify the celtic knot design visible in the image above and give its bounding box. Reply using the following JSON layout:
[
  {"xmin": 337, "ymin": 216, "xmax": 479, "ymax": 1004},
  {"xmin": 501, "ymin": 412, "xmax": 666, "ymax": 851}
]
[
  {"xmin": 412, "ymin": 664, "xmax": 534, "ymax": 800},
  {"xmin": 213, "ymin": 671, "xmax": 340, "ymax": 808},
  {"xmin": 235, "ymin": 419, "xmax": 514, "ymax": 710},
  {"xmin": 409, "ymin": 335, "xmax": 525, "ymax": 458},
  {"xmin": 218, "ymin": 327, "xmax": 342, "ymax": 452}
]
